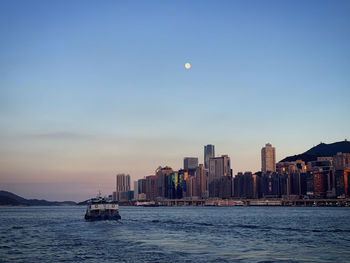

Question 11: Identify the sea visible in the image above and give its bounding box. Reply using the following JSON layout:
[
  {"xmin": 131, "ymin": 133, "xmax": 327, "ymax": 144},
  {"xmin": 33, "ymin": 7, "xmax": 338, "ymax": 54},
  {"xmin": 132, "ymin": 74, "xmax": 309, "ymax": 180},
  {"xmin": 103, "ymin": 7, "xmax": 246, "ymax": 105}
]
[{"xmin": 0, "ymin": 206, "xmax": 349, "ymax": 263}]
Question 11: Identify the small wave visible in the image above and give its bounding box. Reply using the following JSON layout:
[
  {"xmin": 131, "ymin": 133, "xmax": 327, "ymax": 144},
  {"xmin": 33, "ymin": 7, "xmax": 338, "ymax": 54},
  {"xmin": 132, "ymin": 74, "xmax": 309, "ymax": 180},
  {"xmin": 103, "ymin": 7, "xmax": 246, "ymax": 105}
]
[
  {"xmin": 312, "ymin": 228, "xmax": 350, "ymax": 233},
  {"xmin": 12, "ymin": 226, "xmax": 24, "ymax": 229},
  {"xmin": 194, "ymin": 222, "xmax": 213, "ymax": 226},
  {"xmin": 0, "ymin": 245, "xmax": 11, "ymax": 249},
  {"xmin": 235, "ymin": 224, "xmax": 259, "ymax": 229},
  {"xmin": 151, "ymin": 219, "xmax": 183, "ymax": 225},
  {"xmin": 331, "ymin": 229, "xmax": 350, "ymax": 233}
]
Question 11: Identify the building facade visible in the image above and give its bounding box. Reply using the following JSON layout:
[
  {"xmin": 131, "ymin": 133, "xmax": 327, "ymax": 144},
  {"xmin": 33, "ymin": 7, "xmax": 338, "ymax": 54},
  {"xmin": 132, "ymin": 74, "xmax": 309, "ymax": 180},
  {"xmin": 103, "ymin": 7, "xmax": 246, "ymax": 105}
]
[
  {"xmin": 184, "ymin": 157, "xmax": 199, "ymax": 171},
  {"xmin": 116, "ymin": 173, "xmax": 131, "ymax": 200},
  {"xmin": 209, "ymin": 155, "xmax": 231, "ymax": 182},
  {"xmin": 145, "ymin": 175, "xmax": 158, "ymax": 201},
  {"xmin": 204, "ymin": 144, "xmax": 215, "ymax": 170},
  {"xmin": 261, "ymin": 143, "xmax": 276, "ymax": 173}
]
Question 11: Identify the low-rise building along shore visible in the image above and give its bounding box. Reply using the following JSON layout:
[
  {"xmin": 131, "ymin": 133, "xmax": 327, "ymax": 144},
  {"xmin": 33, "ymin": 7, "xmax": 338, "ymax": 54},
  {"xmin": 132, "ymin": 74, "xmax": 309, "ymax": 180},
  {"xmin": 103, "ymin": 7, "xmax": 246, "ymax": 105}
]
[{"xmin": 118, "ymin": 197, "xmax": 350, "ymax": 207}]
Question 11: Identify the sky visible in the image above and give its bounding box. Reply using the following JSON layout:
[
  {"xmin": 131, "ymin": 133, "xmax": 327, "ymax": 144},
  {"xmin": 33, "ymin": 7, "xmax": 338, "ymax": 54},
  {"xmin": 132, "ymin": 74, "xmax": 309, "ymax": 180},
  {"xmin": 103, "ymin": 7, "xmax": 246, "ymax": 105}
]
[{"xmin": 0, "ymin": 0, "xmax": 349, "ymax": 201}]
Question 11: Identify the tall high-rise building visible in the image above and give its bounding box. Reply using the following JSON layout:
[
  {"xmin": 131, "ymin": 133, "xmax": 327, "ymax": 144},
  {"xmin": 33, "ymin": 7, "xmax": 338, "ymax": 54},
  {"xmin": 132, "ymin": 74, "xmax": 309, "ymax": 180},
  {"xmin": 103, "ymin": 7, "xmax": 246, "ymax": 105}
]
[
  {"xmin": 116, "ymin": 173, "xmax": 131, "ymax": 192},
  {"xmin": 145, "ymin": 175, "xmax": 158, "ymax": 201},
  {"xmin": 133, "ymin": 181, "xmax": 138, "ymax": 200},
  {"xmin": 138, "ymin": 178, "xmax": 147, "ymax": 194},
  {"xmin": 156, "ymin": 166, "xmax": 173, "ymax": 198},
  {"xmin": 208, "ymin": 155, "xmax": 232, "ymax": 198},
  {"xmin": 184, "ymin": 157, "xmax": 198, "ymax": 170},
  {"xmin": 204, "ymin": 145, "xmax": 215, "ymax": 170},
  {"xmin": 186, "ymin": 164, "xmax": 206, "ymax": 198},
  {"xmin": 198, "ymin": 164, "xmax": 207, "ymax": 197},
  {"xmin": 261, "ymin": 143, "xmax": 276, "ymax": 173},
  {"xmin": 116, "ymin": 174, "xmax": 130, "ymax": 200},
  {"xmin": 208, "ymin": 155, "xmax": 231, "ymax": 182}
]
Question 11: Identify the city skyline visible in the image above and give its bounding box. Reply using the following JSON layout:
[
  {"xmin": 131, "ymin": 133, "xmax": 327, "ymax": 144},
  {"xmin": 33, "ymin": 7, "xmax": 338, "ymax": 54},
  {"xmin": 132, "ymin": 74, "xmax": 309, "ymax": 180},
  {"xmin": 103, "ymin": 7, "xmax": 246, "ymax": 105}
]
[
  {"xmin": 2, "ymin": 139, "xmax": 349, "ymax": 201},
  {"xmin": 1, "ymin": 0, "xmax": 349, "ymax": 201},
  {"xmin": 118, "ymin": 141, "xmax": 350, "ymax": 204}
]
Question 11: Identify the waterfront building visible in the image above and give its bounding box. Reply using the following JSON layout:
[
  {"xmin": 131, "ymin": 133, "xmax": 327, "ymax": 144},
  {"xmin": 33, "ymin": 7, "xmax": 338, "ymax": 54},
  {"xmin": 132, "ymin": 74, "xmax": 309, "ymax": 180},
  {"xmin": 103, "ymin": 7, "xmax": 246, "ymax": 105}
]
[
  {"xmin": 286, "ymin": 172, "xmax": 307, "ymax": 197},
  {"xmin": 137, "ymin": 178, "xmax": 147, "ymax": 196},
  {"xmin": 306, "ymin": 172, "xmax": 314, "ymax": 196},
  {"xmin": 333, "ymin": 152, "xmax": 350, "ymax": 197},
  {"xmin": 185, "ymin": 164, "xmax": 205, "ymax": 198},
  {"xmin": 313, "ymin": 171, "xmax": 328, "ymax": 198},
  {"xmin": 186, "ymin": 175, "xmax": 195, "ymax": 197},
  {"xmin": 209, "ymin": 176, "xmax": 233, "ymax": 198},
  {"xmin": 176, "ymin": 172, "xmax": 185, "ymax": 199},
  {"xmin": 309, "ymin": 158, "xmax": 334, "ymax": 198},
  {"xmin": 208, "ymin": 155, "xmax": 231, "ymax": 197},
  {"xmin": 145, "ymin": 175, "xmax": 158, "ymax": 201},
  {"xmin": 116, "ymin": 173, "xmax": 131, "ymax": 201},
  {"xmin": 119, "ymin": 190, "xmax": 134, "ymax": 201},
  {"xmin": 261, "ymin": 172, "xmax": 280, "ymax": 198},
  {"xmin": 178, "ymin": 169, "xmax": 188, "ymax": 197},
  {"xmin": 261, "ymin": 143, "xmax": 276, "ymax": 173},
  {"xmin": 197, "ymin": 164, "xmax": 207, "ymax": 198},
  {"xmin": 335, "ymin": 170, "xmax": 350, "ymax": 197},
  {"xmin": 138, "ymin": 193, "xmax": 147, "ymax": 200},
  {"xmin": 233, "ymin": 172, "xmax": 254, "ymax": 198},
  {"xmin": 156, "ymin": 166, "xmax": 173, "ymax": 199},
  {"xmin": 167, "ymin": 172, "xmax": 184, "ymax": 199},
  {"xmin": 233, "ymin": 172, "xmax": 242, "ymax": 198},
  {"xmin": 252, "ymin": 174, "xmax": 260, "ymax": 199},
  {"xmin": 133, "ymin": 181, "xmax": 138, "ymax": 200}
]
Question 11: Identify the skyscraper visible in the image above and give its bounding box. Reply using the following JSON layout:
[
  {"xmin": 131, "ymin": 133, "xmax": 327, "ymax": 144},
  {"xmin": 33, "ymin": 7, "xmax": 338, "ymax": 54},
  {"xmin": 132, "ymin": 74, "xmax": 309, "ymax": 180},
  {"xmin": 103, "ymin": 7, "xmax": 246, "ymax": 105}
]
[
  {"xmin": 156, "ymin": 166, "xmax": 173, "ymax": 198},
  {"xmin": 133, "ymin": 180, "xmax": 138, "ymax": 200},
  {"xmin": 261, "ymin": 143, "xmax": 276, "ymax": 173},
  {"xmin": 208, "ymin": 155, "xmax": 231, "ymax": 182},
  {"xmin": 116, "ymin": 174, "xmax": 131, "ymax": 200},
  {"xmin": 204, "ymin": 145, "xmax": 215, "ymax": 170},
  {"xmin": 184, "ymin": 157, "xmax": 198, "ymax": 170},
  {"xmin": 208, "ymin": 155, "xmax": 232, "ymax": 198},
  {"xmin": 145, "ymin": 175, "xmax": 158, "ymax": 201}
]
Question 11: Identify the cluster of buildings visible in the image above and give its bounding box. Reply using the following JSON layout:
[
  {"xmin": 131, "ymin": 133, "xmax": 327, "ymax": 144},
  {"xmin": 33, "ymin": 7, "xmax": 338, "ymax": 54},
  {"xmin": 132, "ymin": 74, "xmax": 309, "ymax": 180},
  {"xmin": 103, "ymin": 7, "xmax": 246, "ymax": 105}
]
[{"xmin": 113, "ymin": 143, "xmax": 350, "ymax": 202}]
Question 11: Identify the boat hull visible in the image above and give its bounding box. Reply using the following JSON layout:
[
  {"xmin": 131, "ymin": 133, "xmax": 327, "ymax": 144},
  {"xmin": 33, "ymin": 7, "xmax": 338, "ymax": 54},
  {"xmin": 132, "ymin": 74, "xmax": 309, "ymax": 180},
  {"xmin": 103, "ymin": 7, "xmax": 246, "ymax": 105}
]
[{"xmin": 85, "ymin": 214, "xmax": 121, "ymax": 221}]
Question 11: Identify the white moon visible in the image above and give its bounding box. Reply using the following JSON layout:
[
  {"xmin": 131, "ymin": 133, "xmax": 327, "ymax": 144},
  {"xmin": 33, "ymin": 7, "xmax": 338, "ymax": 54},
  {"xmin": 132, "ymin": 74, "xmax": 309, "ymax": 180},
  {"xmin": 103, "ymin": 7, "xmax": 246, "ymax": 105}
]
[{"xmin": 185, "ymin": 62, "xmax": 191, "ymax": 69}]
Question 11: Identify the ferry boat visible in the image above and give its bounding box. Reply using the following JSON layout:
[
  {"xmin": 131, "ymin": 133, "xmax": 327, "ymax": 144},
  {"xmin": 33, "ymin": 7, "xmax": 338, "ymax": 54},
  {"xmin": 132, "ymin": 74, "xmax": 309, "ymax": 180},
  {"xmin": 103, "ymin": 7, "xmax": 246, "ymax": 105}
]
[
  {"xmin": 85, "ymin": 194, "xmax": 121, "ymax": 221},
  {"xmin": 135, "ymin": 201, "xmax": 159, "ymax": 207}
]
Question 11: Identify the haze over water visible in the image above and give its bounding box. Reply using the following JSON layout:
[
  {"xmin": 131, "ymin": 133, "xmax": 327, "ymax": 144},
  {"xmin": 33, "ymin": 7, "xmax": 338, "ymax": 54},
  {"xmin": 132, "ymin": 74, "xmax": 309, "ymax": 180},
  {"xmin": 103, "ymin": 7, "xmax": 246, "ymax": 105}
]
[{"xmin": 1, "ymin": 206, "xmax": 350, "ymax": 263}]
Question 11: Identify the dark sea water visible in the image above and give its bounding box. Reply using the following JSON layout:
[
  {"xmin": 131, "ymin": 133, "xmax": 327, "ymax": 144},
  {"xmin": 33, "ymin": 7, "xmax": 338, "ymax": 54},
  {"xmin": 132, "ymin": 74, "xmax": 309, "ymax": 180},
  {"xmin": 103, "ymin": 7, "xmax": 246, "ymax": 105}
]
[{"xmin": 0, "ymin": 206, "xmax": 349, "ymax": 263}]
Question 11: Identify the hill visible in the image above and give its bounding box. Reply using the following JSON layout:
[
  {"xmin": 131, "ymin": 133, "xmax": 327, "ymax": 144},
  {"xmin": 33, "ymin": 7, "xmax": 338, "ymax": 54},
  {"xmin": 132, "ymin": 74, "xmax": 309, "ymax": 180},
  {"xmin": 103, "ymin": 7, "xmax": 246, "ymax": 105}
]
[
  {"xmin": 77, "ymin": 199, "xmax": 89, "ymax": 206},
  {"xmin": 0, "ymin": 190, "xmax": 76, "ymax": 206},
  {"xmin": 280, "ymin": 140, "xmax": 350, "ymax": 163}
]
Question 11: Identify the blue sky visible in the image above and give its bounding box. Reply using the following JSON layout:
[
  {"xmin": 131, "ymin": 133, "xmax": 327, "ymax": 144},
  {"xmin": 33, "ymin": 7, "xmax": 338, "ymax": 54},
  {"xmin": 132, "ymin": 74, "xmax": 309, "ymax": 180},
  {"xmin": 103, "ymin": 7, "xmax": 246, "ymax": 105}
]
[{"xmin": 1, "ymin": 0, "xmax": 349, "ymax": 201}]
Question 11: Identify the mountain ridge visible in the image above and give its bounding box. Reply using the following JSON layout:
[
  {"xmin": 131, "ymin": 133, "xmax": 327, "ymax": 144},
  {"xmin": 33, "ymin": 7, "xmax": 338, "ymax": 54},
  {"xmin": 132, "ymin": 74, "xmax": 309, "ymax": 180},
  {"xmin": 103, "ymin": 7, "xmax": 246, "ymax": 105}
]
[
  {"xmin": 0, "ymin": 190, "xmax": 76, "ymax": 206},
  {"xmin": 280, "ymin": 140, "xmax": 350, "ymax": 163}
]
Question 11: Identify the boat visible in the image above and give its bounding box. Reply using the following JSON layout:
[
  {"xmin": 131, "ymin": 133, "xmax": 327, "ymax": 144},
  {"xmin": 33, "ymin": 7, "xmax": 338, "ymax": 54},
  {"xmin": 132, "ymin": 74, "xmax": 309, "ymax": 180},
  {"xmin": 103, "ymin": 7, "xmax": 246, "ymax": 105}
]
[
  {"xmin": 135, "ymin": 201, "xmax": 159, "ymax": 207},
  {"xmin": 85, "ymin": 193, "xmax": 121, "ymax": 221}
]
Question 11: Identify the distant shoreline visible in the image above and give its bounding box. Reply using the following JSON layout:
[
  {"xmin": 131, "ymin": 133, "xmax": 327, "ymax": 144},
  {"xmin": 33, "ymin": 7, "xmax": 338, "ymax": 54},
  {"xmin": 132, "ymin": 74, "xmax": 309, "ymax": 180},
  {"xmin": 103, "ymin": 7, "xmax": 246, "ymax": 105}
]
[
  {"xmin": 119, "ymin": 198, "xmax": 350, "ymax": 207},
  {"xmin": 2, "ymin": 190, "xmax": 350, "ymax": 207},
  {"xmin": 2, "ymin": 198, "xmax": 349, "ymax": 207}
]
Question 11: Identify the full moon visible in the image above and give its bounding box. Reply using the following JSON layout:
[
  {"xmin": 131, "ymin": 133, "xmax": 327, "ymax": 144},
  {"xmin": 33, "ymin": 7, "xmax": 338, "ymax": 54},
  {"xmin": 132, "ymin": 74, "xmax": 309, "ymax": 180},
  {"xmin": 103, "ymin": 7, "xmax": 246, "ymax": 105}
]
[{"xmin": 185, "ymin": 62, "xmax": 191, "ymax": 69}]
